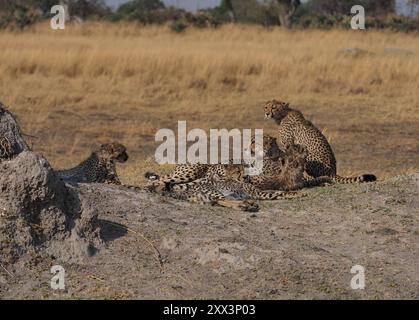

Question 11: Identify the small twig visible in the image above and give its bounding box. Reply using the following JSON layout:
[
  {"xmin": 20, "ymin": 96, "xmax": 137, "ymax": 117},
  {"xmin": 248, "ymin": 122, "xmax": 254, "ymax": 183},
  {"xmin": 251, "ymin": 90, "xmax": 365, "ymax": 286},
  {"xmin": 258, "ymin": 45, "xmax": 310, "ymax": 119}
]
[
  {"xmin": 105, "ymin": 221, "xmax": 164, "ymax": 272},
  {"xmin": 21, "ymin": 132, "xmax": 39, "ymax": 139},
  {"xmin": 86, "ymin": 273, "xmax": 105, "ymax": 282},
  {"xmin": 0, "ymin": 262, "xmax": 14, "ymax": 278}
]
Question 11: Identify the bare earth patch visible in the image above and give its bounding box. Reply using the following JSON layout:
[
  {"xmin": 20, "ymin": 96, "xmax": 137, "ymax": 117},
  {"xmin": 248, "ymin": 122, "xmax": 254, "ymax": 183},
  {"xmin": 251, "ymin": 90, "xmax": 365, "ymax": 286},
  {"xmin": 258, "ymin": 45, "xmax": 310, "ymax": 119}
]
[{"xmin": 1, "ymin": 173, "xmax": 417, "ymax": 299}]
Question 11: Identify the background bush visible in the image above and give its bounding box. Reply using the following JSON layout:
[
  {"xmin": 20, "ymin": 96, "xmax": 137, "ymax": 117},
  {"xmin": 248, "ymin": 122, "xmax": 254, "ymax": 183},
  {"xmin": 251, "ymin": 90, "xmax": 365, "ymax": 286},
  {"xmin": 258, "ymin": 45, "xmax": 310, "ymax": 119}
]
[{"xmin": 0, "ymin": 0, "xmax": 417, "ymax": 32}]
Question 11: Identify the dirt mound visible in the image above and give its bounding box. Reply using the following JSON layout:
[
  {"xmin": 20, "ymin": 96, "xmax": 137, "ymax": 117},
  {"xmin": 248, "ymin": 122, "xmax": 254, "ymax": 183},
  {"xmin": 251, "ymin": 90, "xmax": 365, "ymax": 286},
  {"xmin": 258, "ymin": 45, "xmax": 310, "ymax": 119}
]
[
  {"xmin": 0, "ymin": 151, "xmax": 102, "ymax": 268},
  {"xmin": 0, "ymin": 103, "xmax": 102, "ymax": 270}
]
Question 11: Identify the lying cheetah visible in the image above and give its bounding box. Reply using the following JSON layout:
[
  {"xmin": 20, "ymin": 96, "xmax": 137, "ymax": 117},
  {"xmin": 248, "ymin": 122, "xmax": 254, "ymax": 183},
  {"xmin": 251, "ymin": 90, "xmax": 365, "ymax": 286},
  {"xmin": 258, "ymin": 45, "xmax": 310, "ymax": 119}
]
[
  {"xmin": 144, "ymin": 134, "xmax": 282, "ymax": 186},
  {"xmin": 247, "ymin": 135, "xmax": 332, "ymax": 191},
  {"xmin": 155, "ymin": 165, "xmax": 305, "ymax": 211},
  {"xmin": 264, "ymin": 100, "xmax": 376, "ymax": 184},
  {"xmin": 56, "ymin": 142, "xmax": 128, "ymax": 184}
]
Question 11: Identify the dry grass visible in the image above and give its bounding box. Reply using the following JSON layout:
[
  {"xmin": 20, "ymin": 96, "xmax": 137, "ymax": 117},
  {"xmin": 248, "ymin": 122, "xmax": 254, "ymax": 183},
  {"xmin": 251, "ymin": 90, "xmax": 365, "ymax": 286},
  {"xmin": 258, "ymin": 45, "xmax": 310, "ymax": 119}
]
[{"xmin": 0, "ymin": 22, "xmax": 418, "ymax": 183}]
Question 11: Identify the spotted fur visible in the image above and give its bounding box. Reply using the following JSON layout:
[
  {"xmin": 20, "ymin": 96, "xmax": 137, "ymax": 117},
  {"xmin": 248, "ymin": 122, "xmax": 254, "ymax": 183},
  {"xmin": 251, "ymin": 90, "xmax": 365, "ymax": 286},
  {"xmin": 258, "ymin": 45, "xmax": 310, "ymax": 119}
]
[
  {"xmin": 56, "ymin": 142, "xmax": 128, "ymax": 184},
  {"xmin": 248, "ymin": 135, "xmax": 332, "ymax": 190},
  {"xmin": 161, "ymin": 165, "xmax": 305, "ymax": 211},
  {"xmin": 145, "ymin": 134, "xmax": 281, "ymax": 186},
  {"xmin": 264, "ymin": 100, "xmax": 376, "ymax": 184}
]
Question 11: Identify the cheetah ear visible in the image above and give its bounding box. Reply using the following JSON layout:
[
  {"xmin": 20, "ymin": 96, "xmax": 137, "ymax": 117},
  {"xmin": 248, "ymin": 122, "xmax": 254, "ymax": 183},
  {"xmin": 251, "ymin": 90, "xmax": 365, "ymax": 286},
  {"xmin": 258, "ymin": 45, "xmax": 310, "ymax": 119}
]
[
  {"xmin": 284, "ymin": 102, "xmax": 290, "ymax": 108},
  {"xmin": 100, "ymin": 143, "xmax": 113, "ymax": 153}
]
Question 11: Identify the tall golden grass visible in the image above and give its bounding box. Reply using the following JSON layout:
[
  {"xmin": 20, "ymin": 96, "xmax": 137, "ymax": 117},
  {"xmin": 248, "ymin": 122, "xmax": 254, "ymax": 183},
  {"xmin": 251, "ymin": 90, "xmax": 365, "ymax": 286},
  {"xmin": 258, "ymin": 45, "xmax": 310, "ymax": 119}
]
[{"xmin": 0, "ymin": 22, "xmax": 418, "ymax": 182}]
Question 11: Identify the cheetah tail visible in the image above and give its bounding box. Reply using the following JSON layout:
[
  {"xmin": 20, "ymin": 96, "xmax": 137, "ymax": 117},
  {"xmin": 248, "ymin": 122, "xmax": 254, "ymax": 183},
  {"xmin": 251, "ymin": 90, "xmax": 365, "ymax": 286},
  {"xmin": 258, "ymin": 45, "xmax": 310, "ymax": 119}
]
[
  {"xmin": 332, "ymin": 174, "xmax": 377, "ymax": 184},
  {"xmin": 144, "ymin": 171, "xmax": 160, "ymax": 181},
  {"xmin": 302, "ymin": 176, "xmax": 333, "ymax": 188}
]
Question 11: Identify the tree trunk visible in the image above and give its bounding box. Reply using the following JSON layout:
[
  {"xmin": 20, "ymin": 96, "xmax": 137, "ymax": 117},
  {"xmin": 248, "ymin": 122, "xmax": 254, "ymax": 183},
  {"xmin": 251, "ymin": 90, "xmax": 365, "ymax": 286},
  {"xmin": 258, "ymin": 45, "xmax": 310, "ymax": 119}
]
[
  {"xmin": 276, "ymin": 0, "xmax": 300, "ymax": 29},
  {"xmin": 226, "ymin": 0, "xmax": 237, "ymax": 22},
  {"xmin": 278, "ymin": 13, "xmax": 291, "ymax": 28}
]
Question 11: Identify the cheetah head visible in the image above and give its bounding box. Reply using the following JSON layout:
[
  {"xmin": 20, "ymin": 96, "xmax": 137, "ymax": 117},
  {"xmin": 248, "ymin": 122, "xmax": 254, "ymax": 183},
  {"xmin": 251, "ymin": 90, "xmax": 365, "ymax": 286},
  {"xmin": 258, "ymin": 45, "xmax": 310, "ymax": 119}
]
[
  {"xmin": 264, "ymin": 100, "xmax": 290, "ymax": 120},
  {"xmin": 283, "ymin": 143, "xmax": 308, "ymax": 169},
  {"xmin": 244, "ymin": 134, "xmax": 281, "ymax": 159},
  {"xmin": 223, "ymin": 165, "xmax": 250, "ymax": 182},
  {"xmin": 98, "ymin": 142, "xmax": 129, "ymax": 163}
]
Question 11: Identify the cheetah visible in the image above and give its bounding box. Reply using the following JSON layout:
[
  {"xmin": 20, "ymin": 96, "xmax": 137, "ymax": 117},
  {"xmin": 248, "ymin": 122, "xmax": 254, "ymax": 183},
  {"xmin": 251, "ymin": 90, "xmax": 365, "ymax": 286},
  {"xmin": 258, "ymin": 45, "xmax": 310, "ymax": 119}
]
[
  {"xmin": 56, "ymin": 142, "xmax": 128, "ymax": 184},
  {"xmin": 154, "ymin": 165, "xmax": 305, "ymax": 211},
  {"xmin": 264, "ymin": 99, "xmax": 376, "ymax": 184},
  {"xmin": 144, "ymin": 134, "xmax": 282, "ymax": 186},
  {"xmin": 247, "ymin": 135, "xmax": 332, "ymax": 191}
]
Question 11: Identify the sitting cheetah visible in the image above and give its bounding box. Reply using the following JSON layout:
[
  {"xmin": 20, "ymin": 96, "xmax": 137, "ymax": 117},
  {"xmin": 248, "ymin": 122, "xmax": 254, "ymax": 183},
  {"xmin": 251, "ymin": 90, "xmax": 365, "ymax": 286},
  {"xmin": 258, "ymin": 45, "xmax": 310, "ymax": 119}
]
[
  {"xmin": 247, "ymin": 135, "xmax": 332, "ymax": 191},
  {"xmin": 154, "ymin": 165, "xmax": 305, "ymax": 211},
  {"xmin": 56, "ymin": 142, "xmax": 128, "ymax": 184},
  {"xmin": 264, "ymin": 100, "xmax": 376, "ymax": 183}
]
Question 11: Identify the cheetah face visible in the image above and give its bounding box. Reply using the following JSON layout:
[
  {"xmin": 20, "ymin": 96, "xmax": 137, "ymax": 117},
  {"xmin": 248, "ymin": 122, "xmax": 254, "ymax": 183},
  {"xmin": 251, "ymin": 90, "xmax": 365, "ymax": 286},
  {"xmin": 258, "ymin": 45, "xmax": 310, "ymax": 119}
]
[
  {"xmin": 264, "ymin": 100, "xmax": 290, "ymax": 120},
  {"xmin": 99, "ymin": 142, "xmax": 129, "ymax": 163},
  {"xmin": 224, "ymin": 165, "xmax": 246, "ymax": 181},
  {"xmin": 245, "ymin": 134, "xmax": 281, "ymax": 159},
  {"xmin": 284, "ymin": 143, "xmax": 307, "ymax": 168}
]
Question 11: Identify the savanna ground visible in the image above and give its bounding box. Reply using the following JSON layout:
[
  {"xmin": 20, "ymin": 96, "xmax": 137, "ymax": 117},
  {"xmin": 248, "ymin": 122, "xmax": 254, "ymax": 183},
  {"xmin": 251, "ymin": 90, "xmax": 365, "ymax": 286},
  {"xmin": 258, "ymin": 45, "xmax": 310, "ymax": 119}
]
[{"xmin": 0, "ymin": 23, "xmax": 418, "ymax": 299}]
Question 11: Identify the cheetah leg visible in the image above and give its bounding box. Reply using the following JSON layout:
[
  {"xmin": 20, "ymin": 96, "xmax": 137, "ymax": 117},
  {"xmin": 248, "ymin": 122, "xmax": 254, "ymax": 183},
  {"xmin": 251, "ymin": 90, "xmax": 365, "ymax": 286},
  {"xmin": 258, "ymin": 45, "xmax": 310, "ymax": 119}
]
[
  {"xmin": 184, "ymin": 194, "xmax": 259, "ymax": 212},
  {"xmin": 205, "ymin": 190, "xmax": 259, "ymax": 211},
  {"xmin": 256, "ymin": 190, "xmax": 306, "ymax": 200},
  {"xmin": 163, "ymin": 185, "xmax": 260, "ymax": 212},
  {"xmin": 145, "ymin": 165, "xmax": 208, "ymax": 186},
  {"xmin": 104, "ymin": 174, "xmax": 122, "ymax": 185},
  {"xmin": 216, "ymin": 199, "xmax": 260, "ymax": 212},
  {"xmin": 103, "ymin": 163, "xmax": 122, "ymax": 185}
]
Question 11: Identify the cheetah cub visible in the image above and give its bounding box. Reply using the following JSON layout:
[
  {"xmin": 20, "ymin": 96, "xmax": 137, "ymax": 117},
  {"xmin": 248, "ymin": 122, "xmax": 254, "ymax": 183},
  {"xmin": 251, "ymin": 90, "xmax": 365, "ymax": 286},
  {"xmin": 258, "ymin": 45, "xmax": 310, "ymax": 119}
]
[
  {"xmin": 56, "ymin": 142, "xmax": 128, "ymax": 184},
  {"xmin": 144, "ymin": 134, "xmax": 282, "ymax": 186},
  {"xmin": 152, "ymin": 165, "xmax": 305, "ymax": 212},
  {"xmin": 264, "ymin": 100, "xmax": 376, "ymax": 184},
  {"xmin": 247, "ymin": 135, "xmax": 332, "ymax": 191}
]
